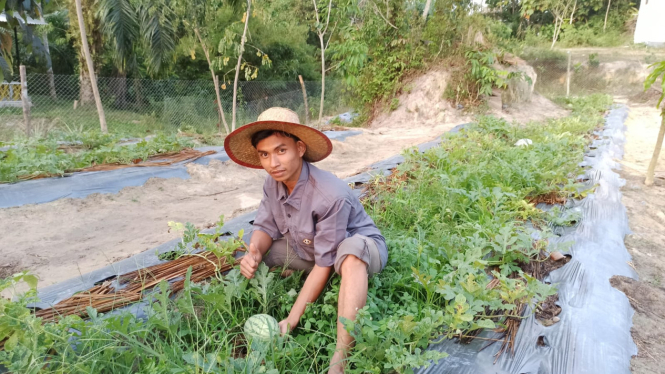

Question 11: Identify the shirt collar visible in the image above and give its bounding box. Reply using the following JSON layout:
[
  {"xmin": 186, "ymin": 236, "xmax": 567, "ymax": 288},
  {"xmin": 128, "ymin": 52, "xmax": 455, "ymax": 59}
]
[{"xmin": 277, "ymin": 161, "xmax": 310, "ymax": 209}]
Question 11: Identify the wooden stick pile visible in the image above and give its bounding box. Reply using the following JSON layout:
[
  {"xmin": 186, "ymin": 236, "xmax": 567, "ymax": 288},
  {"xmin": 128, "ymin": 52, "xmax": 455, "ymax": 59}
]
[
  {"xmin": 80, "ymin": 148, "xmax": 216, "ymax": 172},
  {"xmin": 35, "ymin": 251, "xmax": 241, "ymax": 322}
]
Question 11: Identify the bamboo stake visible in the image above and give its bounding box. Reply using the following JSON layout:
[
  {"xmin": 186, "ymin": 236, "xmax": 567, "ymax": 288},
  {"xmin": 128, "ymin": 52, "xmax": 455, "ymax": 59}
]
[
  {"xmin": 19, "ymin": 65, "xmax": 31, "ymax": 137},
  {"xmin": 566, "ymin": 51, "xmax": 572, "ymax": 97},
  {"xmin": 74, "ymin": 0, "xmax": 107, "ymax": 133}
]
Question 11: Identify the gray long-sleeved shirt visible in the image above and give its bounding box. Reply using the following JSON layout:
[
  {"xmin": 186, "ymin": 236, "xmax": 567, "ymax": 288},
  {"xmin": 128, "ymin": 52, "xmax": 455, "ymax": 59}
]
[{"xmin": 253, "ymin": 161, "xmax": 388, "ymax": 269}]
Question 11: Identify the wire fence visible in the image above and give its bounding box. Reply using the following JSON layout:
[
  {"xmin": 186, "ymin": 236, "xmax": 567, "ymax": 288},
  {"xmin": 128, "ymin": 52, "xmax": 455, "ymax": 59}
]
[
  {"xmin": 0, "ymin": 74, "xmax": 350, "ymax": 141},
  {"xmin": 1, "ymin": 52, "xmax": 660, "ymax": 142},
  {"xmin": 522, "ymin": 49, "xmax": 660, "ymax": 99}
]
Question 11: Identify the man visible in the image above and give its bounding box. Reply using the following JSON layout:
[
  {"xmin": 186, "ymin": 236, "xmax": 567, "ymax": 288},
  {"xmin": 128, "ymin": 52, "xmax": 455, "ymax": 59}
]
[{"xmin": 224, "ymin": 107, "xmax": 388, "ymax": 373}]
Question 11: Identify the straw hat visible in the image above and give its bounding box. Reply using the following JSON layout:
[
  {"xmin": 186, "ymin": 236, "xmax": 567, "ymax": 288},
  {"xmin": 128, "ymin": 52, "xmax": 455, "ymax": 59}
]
[{"xmin": 224, "ymin": 107, "xmax": 333, "ymax": 169}]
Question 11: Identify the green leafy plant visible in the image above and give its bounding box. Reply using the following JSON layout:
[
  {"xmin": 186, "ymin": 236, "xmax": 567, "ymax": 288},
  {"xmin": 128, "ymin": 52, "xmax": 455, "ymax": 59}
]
[
  {"xmin": 0, "ymin": 133, "xmax": 194, "ymax": 183},
  {"xmin": 0, "ymin": 96, "xmax": 610, "ymax": 373},
  {"xmin": 588, "ymin": 53, "xmax": 600, "ymax": 68}
]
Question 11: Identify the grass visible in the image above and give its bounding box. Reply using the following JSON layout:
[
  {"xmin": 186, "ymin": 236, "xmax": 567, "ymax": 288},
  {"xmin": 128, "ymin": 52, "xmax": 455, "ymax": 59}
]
[{"xmin": 0, "ymin": 95, "xmax": 611, "ymax": 373}]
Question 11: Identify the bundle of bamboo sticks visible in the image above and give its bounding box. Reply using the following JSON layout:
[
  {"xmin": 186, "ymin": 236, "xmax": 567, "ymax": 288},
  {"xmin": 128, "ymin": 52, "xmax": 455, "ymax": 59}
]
[{"xmin": 35, "ymin": 251, "xmax": 241, "ymax": 322}]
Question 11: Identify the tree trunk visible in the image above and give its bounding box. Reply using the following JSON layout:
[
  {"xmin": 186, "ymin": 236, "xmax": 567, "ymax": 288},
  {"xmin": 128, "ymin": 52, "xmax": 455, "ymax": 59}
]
[
  {"xmin": 79, "ymin": 67, "xmax": 94, "ymax": 105},
  {"xmin": 134, "ymin": 77, "xmax": 144, "ymax": 108},
  {"xmin": 318, "ymin": 33, "xmax": 325, "ymax": 129},
  {"xmin": 232, "ymin": 0, "xmax": 251, "ymax": 131},
  {"xmin": 194, "ymin": 27, "xmax": 229, "ymax": 134},
  {"xmin": 550, "ymin": 17, "xmax": 560, "ymax": 49},
  {"xmin": 42, "ymin": 32, "xmax": 57, "ymax": 99},
  {"xmin": 645, "ymin": 110, "xmax": 665, "ymax": 186},
  {"xmin": 113, "ymin": 70, "xmax": 128, "ymax": 109},
  {"xmin": 603, "ymin": 0, "xmax": 611, "ymax": 32},
  {"xmin": 570, "ymin": 0, "xmax": 577, "ymax": 24},
  {"xmin": 422, "ymin": 0, "xmax": 432, "ymax": 21},
  {"xmin": 75, "ymin": 0, "xmax": 107, "ymax": 133}
]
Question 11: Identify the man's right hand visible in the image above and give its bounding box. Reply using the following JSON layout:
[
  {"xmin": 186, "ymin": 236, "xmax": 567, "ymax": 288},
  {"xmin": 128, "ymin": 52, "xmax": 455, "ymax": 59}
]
[{"xmin": 240, "ymin": 243, "xmax": 262, "ymax": 279}]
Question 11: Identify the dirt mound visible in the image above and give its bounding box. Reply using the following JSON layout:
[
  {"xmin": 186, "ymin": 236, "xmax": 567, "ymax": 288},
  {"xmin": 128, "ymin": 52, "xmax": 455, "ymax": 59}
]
[
  {"xmin": 371, "ymin": 70, "xmax": 451, "ymax": 129},
  {"xmin": 369, "ymin": 67, "xmax": 568, "ymax": 130}
]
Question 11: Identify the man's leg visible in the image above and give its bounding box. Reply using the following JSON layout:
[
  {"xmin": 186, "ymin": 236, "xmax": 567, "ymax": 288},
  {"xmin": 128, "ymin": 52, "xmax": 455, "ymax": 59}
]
[
  {"xmin": 329, "ymin": 235, "xmax": 382, "ymax": 374},
  {"xmin": 263, "ymin": 237, "xmax": 315, "ymax": 273},
  {"xmin": 330, "ymin": 254, "xmax": 368, "ymax": 374}
]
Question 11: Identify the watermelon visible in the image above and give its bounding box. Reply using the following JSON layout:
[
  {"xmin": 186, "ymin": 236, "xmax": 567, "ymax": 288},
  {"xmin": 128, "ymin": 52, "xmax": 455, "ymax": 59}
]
[{"xmin": 244, "ymin": 314, "xmax": 280, "ymax": 342}]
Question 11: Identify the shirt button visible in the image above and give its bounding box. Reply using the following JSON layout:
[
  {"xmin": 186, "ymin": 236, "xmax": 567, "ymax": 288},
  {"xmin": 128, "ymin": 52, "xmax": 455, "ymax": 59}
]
[{"xmin": 287, "ymin": 214, "xmax": 291, "ymax": 218}]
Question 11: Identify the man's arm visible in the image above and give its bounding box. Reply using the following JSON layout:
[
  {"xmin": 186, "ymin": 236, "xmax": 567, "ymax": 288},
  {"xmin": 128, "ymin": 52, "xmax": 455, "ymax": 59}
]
[{"xmin": 279, "ymin": 264, "xmax": 332, "ymax": 333}]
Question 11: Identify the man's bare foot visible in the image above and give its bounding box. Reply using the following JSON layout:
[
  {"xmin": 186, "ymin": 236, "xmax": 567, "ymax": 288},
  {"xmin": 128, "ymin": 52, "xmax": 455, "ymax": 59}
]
[
  {"xmin": 328, "ymin": 350, "xmax": 346, "ymax": 374},
  {"xmin": 280, "ymin": 269, "xmax": 295, "ymax": 278}
]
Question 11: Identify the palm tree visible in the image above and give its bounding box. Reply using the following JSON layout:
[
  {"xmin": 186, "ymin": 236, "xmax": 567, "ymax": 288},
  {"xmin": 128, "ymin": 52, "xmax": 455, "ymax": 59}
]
[
  {"xmin": 98, "ymin": 0, "xmax": 176, "ymax": 76},
  {"xmin": 0, "ymin": 0, "xmax": 48, "ymax": 81},
  {"xmin": 97, "ymin": 0, "xmax": 176, "ymax": 108}
]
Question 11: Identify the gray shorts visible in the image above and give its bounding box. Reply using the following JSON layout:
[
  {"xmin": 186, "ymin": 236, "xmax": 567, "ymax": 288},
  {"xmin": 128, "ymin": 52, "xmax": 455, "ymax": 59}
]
[{"xmin": 262, "ymin": 234, "xmax": 383, "ymax": 276}]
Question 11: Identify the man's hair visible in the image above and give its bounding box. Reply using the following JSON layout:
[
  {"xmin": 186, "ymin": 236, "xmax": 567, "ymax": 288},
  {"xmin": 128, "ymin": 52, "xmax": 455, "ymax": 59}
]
[{"xmin": 250, "ymin": 130, "xmax": 302, "ymax": 148}]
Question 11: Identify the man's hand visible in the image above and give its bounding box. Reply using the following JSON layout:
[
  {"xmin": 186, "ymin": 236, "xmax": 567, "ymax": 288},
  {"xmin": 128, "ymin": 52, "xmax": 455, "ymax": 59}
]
[
  {"xmin": 240, "ymin": 243, "xmax": 262, "ymax": 279},
  {"xmin": 278, "ymin": 316, "xmax": 299, "ymax": 335}
]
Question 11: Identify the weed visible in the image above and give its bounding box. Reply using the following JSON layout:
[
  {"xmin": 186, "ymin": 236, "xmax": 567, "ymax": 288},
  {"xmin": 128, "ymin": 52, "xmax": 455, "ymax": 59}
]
[
  {"xmin": 390, "ymin": 98, "xmax": 400, "ymax": 111},
  {"xmin": 589, "ymin": 53, "xmax": 600, "ymax": 68}
]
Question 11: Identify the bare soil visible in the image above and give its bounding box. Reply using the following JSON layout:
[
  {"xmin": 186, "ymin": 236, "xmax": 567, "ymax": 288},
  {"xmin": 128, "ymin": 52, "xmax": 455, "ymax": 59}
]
[
  {"xmin": 612, "ymin": 100, "xmax": 665, "ymax": 374},
  {"xmin": 0, "ymin": 68, "xmax": 568, "ymax": 296}
]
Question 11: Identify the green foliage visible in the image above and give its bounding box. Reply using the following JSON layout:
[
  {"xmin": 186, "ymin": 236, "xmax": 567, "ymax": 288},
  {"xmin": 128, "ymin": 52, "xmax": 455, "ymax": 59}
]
[
  {"xmin": 167, "ymin": 216, "xmax": 246, "ymax": 267},
  {"xmin": 0, "ymin": 132, "xmax": 193, "ymax": 183},
  {"xmin": 330, "ymin": 1, "xmax": 428, "ymax": 112},
  {"xmin": 446, "ymin": 48, "xmax": 508, "ymax": 105},
  {"xmin": 554, "ymin": 93, "xmax": 613, "ymax": 114},
  {"xmin": 490, "ymin": 0, "xmax": 635, "ymax": 48},
  {"xmin": 588, "ymin": 53, "xmax": 600, "ymax": 68},
  {"xmin": 0, "ymin": 97, "xmax": 610, "ymax": 373},
  {"xmin": 644, "ymin": 60, "xmax": 665, "ymax": 108},
  {"xmin": 0, "ymin": 271, "xmax": 40, "ymax": 362}
]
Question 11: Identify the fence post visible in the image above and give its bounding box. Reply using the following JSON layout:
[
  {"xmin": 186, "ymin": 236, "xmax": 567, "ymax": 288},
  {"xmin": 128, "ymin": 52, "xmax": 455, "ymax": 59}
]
[
  {"xmin": 298, "ymin": 75, "xmax": 309, "ymax": 126},
  {"xmin": 566, "ymin": 50, "xmax": 572, "ymax": 98},
  {"xmin": 20, "ymin": 65, "xmax": 31, "ymax": 137}
]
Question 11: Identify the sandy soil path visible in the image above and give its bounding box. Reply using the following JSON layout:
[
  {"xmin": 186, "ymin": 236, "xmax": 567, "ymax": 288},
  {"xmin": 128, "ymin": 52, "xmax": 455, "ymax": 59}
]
[
  {"xmin": 611, "ymin": 101, "xmax": 665, "ymax": 373},
  {"xmin": 0, "ymin": 69, "xmax": 568, "ymax": 292}
]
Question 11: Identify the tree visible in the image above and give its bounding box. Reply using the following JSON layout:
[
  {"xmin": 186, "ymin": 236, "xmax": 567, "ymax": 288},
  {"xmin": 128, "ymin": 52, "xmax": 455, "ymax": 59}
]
[
  {"xmin": 0, "ymin": 0, "xmax": 48, "ymax": 81},
  {"xmin": 311, "ymin": 0, "xmax": 335, "ymax": 128},
  {"xmin": 603, "ymin": 0, "xmax": 611, "ymax": 32},
  {"xmin": 644, "ymin": 61, "xmax": 665, "ymax": 186},
  {"xmin": 422, "ymin": 0, "xmax": 433, "ymax": 21},
  {"xmin": 521, "ymin": 0, "xmax": 576, "ymax": 49},
  {"xmin": 231, "ymin": 0, "xmax": 251, "ymax": 131},
  {"xmin": 98, "ymin": 0, "xmax": 177, "ymax": 108},
  {"xmin": 175, "ymin": 0, "xmax": 231, "ymax": 133}
]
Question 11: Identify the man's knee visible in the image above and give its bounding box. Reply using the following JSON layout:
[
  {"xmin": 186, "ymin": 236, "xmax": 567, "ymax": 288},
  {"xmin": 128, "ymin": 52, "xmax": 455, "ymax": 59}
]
[{"xmin": 339, "ymin": 254, "xmax": 366, "ymax": 276}]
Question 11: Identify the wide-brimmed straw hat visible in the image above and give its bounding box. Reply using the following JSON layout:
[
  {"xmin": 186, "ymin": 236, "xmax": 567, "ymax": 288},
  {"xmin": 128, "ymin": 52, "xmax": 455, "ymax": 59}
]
[{"xmin": 224, "ymin": 107, "xmax": 333, "ymax": 169}]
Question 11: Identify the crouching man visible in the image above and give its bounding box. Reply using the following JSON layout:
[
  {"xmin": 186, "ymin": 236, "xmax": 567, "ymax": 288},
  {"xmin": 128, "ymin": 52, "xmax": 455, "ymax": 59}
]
[{"xmin": 224, "ymin": 107, "xmax": 388, "ymax": 373}]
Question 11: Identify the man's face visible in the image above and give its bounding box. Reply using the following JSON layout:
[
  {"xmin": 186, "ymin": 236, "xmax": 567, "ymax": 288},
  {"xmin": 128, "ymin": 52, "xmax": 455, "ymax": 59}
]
[{"xmin": 256, "ymin": 133, "xmax": 306, "ymax": 184}]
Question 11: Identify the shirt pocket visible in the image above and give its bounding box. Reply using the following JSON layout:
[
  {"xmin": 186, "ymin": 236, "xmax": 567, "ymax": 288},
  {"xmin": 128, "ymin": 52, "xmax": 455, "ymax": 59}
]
[{"xmin": 294, "ymin": 230, "xmax": 315, "ymax": 250}]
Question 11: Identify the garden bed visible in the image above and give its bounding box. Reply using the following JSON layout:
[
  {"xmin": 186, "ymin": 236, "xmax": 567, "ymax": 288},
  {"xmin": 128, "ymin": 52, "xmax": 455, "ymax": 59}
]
[{"xmin": 0, "ymin": 95, "xmax": 629, "ymax": 374}]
